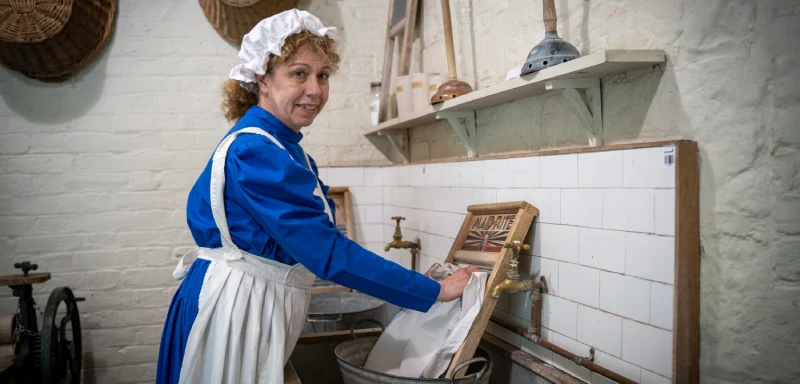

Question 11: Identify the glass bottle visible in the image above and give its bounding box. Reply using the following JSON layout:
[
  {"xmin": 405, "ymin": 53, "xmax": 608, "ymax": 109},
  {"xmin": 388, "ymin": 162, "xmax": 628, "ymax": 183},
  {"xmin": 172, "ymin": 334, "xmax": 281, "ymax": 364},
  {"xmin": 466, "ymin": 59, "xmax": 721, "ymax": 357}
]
[{"xmin": 369, "ymin": 81, "xmax": 381, "ymax": 126}]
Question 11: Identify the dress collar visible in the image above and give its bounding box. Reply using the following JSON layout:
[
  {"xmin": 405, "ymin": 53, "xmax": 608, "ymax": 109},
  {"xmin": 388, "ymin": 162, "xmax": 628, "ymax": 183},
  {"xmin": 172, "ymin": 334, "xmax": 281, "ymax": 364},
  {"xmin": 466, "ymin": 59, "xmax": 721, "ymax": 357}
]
[{"xmin": 238, "ymin": 105, "xmax": 303, "ymax": 145}]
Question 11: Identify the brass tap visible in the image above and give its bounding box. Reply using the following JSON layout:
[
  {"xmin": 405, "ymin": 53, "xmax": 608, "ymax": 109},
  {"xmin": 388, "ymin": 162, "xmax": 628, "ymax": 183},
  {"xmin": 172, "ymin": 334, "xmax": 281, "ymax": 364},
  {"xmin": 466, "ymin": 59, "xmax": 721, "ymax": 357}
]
[
  {"xmin": 384, "ymin": 216, "xmax": 421, "ymax": 270},
  {"xmin": 491, "ymin": 278, "xmax": 533, "ymax": 298},
  {"xmin": 491, "ymin": 240, "xmax": 547, "ymax": 298}
]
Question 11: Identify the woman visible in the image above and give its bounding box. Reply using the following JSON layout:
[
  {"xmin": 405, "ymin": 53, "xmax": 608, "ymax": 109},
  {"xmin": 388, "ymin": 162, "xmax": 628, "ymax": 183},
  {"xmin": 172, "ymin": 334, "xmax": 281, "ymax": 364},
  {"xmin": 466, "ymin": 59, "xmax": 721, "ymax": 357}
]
[{"xmin": 156, "ymin": 9, "xmax": 479, "ymax": 384}]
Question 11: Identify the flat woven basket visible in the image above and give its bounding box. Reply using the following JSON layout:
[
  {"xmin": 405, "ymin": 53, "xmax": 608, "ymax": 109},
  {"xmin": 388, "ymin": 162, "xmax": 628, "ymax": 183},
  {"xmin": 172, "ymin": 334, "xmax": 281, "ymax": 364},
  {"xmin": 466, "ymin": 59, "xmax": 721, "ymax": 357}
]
[
  {"xmin": 0, "ymin": 0, "xmax": 116, "ymax": 82},
  {"xmin": 200, "ymin": 0, "xmax": 299, "ymax": 44}
]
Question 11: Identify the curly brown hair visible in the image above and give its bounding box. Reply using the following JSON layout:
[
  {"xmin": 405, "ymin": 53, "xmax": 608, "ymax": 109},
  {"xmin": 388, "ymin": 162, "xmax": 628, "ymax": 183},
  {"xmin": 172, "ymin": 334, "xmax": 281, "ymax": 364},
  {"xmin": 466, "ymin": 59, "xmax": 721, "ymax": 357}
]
[{"xmin": 221, "ymin": 30, "xmax": 340, "ymax": 123}]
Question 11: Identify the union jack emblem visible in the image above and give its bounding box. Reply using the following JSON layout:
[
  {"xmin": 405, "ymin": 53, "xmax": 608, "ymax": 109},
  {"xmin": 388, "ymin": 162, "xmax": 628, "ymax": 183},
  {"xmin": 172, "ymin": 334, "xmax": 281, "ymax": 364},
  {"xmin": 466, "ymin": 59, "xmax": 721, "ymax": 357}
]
[{"xmin": 461, "ymin": 230, "xmax": 509, "ymax": 253}]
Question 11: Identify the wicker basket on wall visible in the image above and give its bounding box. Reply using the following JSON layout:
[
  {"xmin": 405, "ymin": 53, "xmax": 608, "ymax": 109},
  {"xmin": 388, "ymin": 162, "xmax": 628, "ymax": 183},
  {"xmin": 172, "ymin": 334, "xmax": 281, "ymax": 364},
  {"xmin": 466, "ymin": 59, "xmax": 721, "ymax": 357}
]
[
  {"xmin": 0, "ymin": 0, "xmax": 116, "ymax": 82},
  {"xmin": 200, "ymin": 0, "xmax": 299, "ymax": 45}
]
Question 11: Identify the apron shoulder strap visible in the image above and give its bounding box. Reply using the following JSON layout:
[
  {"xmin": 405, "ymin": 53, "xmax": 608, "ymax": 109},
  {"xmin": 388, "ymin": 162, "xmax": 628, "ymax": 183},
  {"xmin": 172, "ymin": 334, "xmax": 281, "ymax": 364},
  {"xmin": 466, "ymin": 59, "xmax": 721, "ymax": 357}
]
[
  {"xmin": 302, "ymin": 151, "xmax": 334, "ymax": 223},
  {"xmin": 209, "ymin": 127, "xmax": 333, "ymax": 260}
]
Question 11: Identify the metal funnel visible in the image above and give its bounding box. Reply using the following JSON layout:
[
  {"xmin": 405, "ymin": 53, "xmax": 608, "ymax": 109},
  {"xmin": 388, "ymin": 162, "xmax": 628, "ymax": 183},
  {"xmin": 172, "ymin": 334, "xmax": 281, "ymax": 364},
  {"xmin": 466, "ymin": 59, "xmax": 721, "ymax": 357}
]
[
  {"xmin": 431, "ymin": 0, "xmax": 473, "ymax": 104},
  {"xmin": 520, "ymin": 0, "xmax": 580, "ymax": 76},
  {"xmin": 431, "ymin": 79, "xmax": 473, "ymax": 103}
]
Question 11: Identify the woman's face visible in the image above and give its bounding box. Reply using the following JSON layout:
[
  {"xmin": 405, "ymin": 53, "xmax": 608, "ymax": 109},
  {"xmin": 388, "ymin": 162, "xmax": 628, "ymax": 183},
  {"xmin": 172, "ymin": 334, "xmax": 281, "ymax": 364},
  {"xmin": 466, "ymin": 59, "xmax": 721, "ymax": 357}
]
[{"xmin": 257, "ymin": 44, "xmax": 332, "ymax": 132}]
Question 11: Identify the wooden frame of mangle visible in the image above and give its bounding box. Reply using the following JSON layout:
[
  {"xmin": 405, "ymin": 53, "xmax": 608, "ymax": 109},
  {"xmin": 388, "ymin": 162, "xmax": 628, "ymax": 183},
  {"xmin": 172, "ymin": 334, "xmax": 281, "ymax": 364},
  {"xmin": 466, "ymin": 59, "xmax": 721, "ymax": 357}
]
[
  {"xmin": 378, "ymin": 0, "xmax": 420, "ymax": 124},
  {"xmin": 437, "ymin": 201, "xmax": 539, "ymax": 378}
]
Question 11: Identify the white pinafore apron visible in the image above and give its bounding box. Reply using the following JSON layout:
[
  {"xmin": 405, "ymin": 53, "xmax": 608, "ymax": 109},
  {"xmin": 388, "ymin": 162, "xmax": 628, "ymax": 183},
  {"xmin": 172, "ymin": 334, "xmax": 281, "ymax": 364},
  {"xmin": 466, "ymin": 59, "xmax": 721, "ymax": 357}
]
[{"xmin": 172, "ymin": 127, "xmax": 333, "ymax": 384}]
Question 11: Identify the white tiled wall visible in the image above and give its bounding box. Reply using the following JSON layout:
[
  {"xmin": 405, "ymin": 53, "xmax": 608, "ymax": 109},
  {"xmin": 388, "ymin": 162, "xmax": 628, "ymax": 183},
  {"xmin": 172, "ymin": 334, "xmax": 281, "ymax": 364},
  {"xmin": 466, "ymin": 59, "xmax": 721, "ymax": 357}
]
[{"xmin": 321, "ymin": 145, "xmax": 678, "ymax": 383}]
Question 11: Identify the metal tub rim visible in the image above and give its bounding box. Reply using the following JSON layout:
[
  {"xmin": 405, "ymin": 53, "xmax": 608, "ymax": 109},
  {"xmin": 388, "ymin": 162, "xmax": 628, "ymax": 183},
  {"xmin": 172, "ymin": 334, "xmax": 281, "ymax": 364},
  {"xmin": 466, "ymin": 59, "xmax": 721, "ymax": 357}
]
[
  {"xmin": 334, "ymin": 336, "xmax": 492, "ymax": 384},
  {"xmin": 303, "ymin": 292, "xmax": 387, "ymax": 334},
  {"xmin": 307, "ymin": 291, "xmax": 385, "ymax": 317}
]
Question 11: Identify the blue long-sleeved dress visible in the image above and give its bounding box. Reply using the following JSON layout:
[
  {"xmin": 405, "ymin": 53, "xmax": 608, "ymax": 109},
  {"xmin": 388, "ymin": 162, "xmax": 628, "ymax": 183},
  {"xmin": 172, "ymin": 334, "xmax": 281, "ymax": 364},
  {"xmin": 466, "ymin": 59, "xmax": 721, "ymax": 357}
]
[{"xmin": 156, "ymin": 106, "xmax": 440, "ymax": 383}]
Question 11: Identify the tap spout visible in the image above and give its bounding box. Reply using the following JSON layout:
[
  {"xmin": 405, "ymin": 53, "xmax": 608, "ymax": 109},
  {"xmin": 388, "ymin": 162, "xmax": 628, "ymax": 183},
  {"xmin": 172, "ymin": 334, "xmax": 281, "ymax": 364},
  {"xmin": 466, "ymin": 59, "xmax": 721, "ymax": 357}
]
[
  {"xmin": 491, "ymin": 278, "xmax": 534, "ymax": 298},
  {"xmin": 384, "ymin": 216, "xmax": 421, "ymax": 270},
  {"xmin": 384, "ymin": 239, "xmax": 420, "ymax": 252},
  {"xmin": 385, "ymin": 216, "xmax": 421, "ymax": 251}
]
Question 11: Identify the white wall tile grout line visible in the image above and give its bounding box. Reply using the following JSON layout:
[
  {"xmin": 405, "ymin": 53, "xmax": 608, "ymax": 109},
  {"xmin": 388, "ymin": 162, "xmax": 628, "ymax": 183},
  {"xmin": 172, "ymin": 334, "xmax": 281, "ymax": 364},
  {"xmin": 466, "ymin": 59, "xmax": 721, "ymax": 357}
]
[
  {"xmin": 535, "ymin": 325, "xmax": 662, "ymax": 378},
  {"xmin": 641, "ymin": 368, "xmax": 671, "ymax": 381},
  {"xmin": 541, "ymin": 292, "xmax": 675, "ymax": 333},
  {"xmin": 526, "ymin": 256, "xmax": 671, "ymax": 287},
  {"xmin": 378, "ymin": 225, "xmax": 458, "ymax": 241},
  {"xmin": 537, "ymin": 222, "xmax": 676, "ymax": 238}
]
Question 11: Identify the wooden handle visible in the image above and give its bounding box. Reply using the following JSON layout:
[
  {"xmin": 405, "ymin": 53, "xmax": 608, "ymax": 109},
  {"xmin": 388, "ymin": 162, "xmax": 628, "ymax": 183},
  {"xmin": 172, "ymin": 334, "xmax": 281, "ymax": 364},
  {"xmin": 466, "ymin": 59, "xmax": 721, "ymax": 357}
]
[
  {"xmin": 440, "ymin": 0, "xmax": 458, "ymax": 79},
  {"xmin": 543, "ymin": 0, "xmax": 557, "ymax": 33}
]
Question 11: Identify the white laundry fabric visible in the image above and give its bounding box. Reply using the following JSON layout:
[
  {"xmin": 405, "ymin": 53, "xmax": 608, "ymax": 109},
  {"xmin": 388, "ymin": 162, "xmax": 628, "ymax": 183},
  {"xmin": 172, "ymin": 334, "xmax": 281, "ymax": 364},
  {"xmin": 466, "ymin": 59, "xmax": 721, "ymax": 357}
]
[
  {"xmin": 364, "ymin": 263, "xmax": 488, "ymax": 379},
  {"xmin": 172, "ymin": 127, "xmax": 333, "ymax": 384},
  {"xmin": 229, "ymin": 9, "xmax": 338, "ymax": 84}
]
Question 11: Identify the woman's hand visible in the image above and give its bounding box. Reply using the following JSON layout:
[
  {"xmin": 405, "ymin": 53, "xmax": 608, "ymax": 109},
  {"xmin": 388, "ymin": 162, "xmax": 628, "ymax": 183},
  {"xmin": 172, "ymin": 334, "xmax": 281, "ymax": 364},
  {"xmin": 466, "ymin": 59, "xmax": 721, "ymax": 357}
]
[{"xmin": 436, "ymin": 265, "xmax": 483, "ymax": 302}]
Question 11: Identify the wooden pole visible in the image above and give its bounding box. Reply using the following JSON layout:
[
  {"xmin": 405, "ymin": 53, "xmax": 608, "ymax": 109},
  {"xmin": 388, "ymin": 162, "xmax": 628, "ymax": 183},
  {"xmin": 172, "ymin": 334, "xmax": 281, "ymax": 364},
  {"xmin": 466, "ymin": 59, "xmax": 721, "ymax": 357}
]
[
  {"xmin": 431, "ymin": 0, "xmax": 473, "ymax": 103},
  {"xmin": 440, "ymin": 0, "xmax": 458, "ymax": 80},
  {"xmin": 378, "ymin": 0, "xmax": 397, "ymax": 123},
  {"xmin": 543, "ymin": 0, "xmax": 557, "ymax": 33}
]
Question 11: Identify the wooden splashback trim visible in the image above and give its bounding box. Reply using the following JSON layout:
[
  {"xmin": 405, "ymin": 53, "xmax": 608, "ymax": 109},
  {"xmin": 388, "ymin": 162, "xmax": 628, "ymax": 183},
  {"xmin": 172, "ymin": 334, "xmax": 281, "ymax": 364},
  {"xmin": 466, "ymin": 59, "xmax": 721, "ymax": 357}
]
[
  {"xmin": 321, "ymin": 139, "xmax": 690, "ymax": 168},
  {"xmin": 673, "ymin": 140, "xmax": 700, "ymax": 383}
]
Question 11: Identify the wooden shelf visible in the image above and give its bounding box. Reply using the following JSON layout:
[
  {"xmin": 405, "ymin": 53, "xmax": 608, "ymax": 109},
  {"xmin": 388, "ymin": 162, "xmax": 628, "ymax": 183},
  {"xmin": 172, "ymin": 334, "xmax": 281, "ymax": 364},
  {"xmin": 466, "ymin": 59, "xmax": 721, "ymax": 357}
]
[
  {"xmin": 365, "ymin": 105, "xmax": 439, "ymax": 135},
  {"xmin": 364, "ymin": 50, "xmax": 666, "ymax": 160},
  {"xmin": 443, "ymin": 50, "xmax": 665, "ymax": 112}
]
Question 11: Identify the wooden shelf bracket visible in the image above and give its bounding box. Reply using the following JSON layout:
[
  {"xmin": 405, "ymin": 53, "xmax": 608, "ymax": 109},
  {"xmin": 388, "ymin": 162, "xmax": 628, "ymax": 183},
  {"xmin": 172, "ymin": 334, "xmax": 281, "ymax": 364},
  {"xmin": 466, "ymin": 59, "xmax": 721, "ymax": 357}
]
[
  {"xmin": 437, "ymin": 111, "xmax": 478, "ymax": 157},
  {"xmin": 545, "ymin": 78, "xmax": 603, "ymax": 146},
  {"xmin": 377, "ymin": 130, "xmax": 411, "ymax": 163}
]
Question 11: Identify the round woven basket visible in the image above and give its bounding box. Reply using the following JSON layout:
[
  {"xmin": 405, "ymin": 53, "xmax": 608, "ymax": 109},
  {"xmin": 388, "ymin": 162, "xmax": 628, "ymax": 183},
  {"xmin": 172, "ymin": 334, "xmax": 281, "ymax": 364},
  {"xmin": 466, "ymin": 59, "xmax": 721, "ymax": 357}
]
[
  {"xmin": 200, "ymin": 0, "xmax": 299, "ymax": 44},
  {"xmin": 0, "ymin": 0, "xmax": 116, "ymax": 82}
]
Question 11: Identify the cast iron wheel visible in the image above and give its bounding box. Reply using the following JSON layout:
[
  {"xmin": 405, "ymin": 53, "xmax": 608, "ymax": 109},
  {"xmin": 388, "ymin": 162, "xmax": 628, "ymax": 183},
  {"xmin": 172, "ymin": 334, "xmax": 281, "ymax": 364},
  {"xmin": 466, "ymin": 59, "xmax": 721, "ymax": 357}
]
[{"xmin": 40, "ymin": 287, "xmax": 82, "ymax": 384}]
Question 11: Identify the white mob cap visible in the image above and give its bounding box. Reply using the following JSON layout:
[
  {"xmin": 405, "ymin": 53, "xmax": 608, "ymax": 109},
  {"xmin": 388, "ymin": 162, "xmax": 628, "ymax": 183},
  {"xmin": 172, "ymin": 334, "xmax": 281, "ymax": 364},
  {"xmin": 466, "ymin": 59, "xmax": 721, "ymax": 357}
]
[{"xmin": 228, "ymin": 9, "xmax": 338, "ymax": 84}]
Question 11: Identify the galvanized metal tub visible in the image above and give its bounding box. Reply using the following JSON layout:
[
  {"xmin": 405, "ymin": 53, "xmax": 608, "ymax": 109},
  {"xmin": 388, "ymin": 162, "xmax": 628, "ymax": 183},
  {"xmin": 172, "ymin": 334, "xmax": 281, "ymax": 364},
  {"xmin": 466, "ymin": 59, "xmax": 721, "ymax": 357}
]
[
  {"xmin": 334, "ymin": 337, "xmax": 492, "ymax": 384},
  {"xmin": 303, "ymin": 292, "xmax": 386, "ymax": 334}
]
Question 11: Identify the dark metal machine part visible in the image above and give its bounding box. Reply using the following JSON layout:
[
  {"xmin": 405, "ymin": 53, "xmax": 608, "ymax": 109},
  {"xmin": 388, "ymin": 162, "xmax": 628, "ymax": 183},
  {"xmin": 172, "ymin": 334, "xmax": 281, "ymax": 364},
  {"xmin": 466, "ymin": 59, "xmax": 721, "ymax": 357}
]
[{"xmin": 0, "ymin": 262, "xmax": 83, "ymax": 384}]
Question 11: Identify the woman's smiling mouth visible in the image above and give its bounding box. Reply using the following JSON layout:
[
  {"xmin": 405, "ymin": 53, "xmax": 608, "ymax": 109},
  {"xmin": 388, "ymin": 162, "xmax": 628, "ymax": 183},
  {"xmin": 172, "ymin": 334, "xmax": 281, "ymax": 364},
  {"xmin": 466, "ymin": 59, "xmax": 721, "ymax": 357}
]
[{"xmin": 298, "ymin": 104, "xmax": 318, "ymax": 112}]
